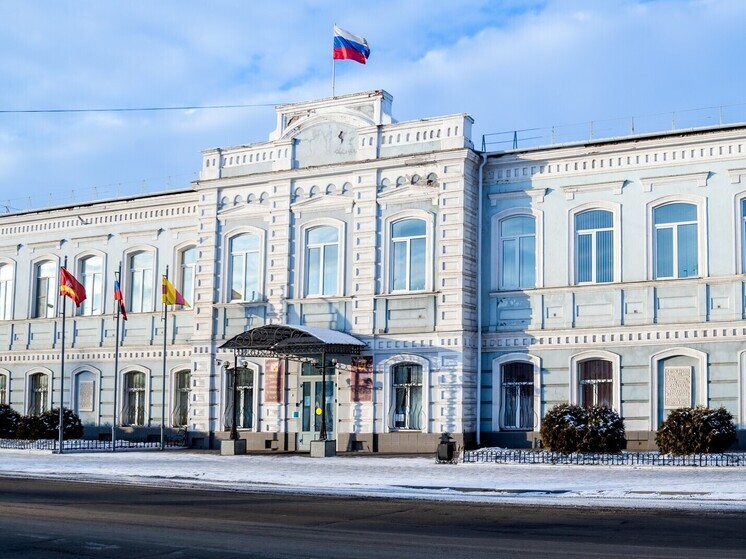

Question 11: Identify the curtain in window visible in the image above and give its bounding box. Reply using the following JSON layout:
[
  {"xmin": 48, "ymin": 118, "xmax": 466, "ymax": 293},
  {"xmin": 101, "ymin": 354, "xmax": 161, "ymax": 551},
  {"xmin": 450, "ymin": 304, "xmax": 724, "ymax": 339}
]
[
  {"xmin": 578, "ymin": 360, "xmax": 613, "ymax": 407},
  {"xmin": 29, "ymin": 373, "xmax": 48, "ymax": 415},
  {"xmin": 236, "ymin": 368, "xmax": 254, "ymax": 429},
  {"xmin": 173, "ymin": 371, "xmax": 190, "ymax": 427},
  {"xmin": 124, "ymin": 372, "xmax": 146, "ymax": 426},
  {"xmin": 501, "ymin": 362, "xmax": 534, "ymax": 429},
  {"xmin": 392, "ymin": 363, "xmax": 423, "ymax": 430}
]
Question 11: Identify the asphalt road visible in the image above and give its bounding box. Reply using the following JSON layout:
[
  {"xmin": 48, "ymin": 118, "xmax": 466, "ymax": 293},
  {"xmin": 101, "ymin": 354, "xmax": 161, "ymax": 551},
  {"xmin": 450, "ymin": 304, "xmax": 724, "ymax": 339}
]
[{"xmin": 0, "ymin": 477, "xmax": 743, "ymax": 558}]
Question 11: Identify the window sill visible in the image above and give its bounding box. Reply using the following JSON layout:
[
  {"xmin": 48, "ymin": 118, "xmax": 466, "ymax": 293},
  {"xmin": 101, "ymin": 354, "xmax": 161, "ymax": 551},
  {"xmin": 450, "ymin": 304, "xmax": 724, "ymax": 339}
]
[{"xmin": 375, "ymin": 291, "xmax": 438, "ymax": 300}]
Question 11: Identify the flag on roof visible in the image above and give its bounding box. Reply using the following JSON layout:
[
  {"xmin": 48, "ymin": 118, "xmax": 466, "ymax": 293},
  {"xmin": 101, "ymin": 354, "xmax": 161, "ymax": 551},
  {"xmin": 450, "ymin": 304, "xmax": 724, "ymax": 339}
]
[
  {"xmin": 59, "ymin": 267, "xmax": 86, "ymax": 307},
  {"xmin": 162, "ymin": 276, "xmax": 189, "ymax": 307},
  {"xmin": 114, "ymin": 280, "xmax": 128, "ymax": 321},
  {"xmin": 333, "ymin": 25, "xmax": 370, "ymax": 64}
]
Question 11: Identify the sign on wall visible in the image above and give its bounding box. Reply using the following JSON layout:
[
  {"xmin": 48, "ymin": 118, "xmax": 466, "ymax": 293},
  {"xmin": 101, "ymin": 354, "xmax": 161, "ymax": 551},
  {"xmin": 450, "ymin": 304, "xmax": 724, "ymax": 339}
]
[
  {"xmin": 351, "ymin": 356, "xmax": 373, "ymax": 402},
  {"xmin": 78, "ymin": 380, "xmax": 95, "ymax": 412},
  {"xmin": 664, "ymin": 366, "xmax": 692, "ymax": 409},
  {"xmin": 264, "ymin": 359, "xmax": 284, "ymax": 403}
]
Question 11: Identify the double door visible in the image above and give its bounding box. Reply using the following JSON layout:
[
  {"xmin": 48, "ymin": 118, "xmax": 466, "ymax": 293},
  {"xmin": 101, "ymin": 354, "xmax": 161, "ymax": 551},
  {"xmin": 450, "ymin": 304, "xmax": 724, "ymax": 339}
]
[{"xmin": 299, "ymin": 378, "xmax": 334, "ymax": 450}]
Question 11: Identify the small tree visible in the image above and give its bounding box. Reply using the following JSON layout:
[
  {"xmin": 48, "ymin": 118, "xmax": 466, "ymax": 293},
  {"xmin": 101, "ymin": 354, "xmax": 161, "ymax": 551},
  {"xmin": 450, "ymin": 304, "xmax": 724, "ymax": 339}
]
[
  {"xmin": 580, "ymin": 405, "xmax": 626, "ymax": 453},
  {"xmin": 656, "ymin": 406, "xmax": 737, "ymax": 455},
  {"xmin": 16, "ymin": 415, "xmax": 46, "ymax": 440},
  {"xmin": 0, "ymin": 404, "xmax": 20, "ymax": 438},
  {"xmin": 39, "ymin": 408, "xmax": 84, "ymax": 440},
  {"xmin": 540, "ymin": 403, "xmax": 626, "ymax": 454}
]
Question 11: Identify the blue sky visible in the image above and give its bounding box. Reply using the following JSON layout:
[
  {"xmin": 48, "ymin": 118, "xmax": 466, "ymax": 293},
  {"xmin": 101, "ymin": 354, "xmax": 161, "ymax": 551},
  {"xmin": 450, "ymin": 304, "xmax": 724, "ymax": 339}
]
[{"xmin": 1, "ymin": 0, "xmax": 745, "ymax": 212}]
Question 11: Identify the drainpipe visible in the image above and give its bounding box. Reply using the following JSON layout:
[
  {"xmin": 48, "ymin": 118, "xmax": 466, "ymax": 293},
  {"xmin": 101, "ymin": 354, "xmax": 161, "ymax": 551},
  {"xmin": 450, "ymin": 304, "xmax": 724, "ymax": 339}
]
[{"xmin": 476, "ymin": 152, "xmax": 489, "ymax": 446}]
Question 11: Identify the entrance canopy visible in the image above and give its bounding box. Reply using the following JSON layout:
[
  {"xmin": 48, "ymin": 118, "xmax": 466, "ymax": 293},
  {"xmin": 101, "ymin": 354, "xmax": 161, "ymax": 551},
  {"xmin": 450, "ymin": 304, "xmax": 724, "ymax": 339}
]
[{"xmin": 220, "ymin": 324, "xmax": 366, "ymax": 358}]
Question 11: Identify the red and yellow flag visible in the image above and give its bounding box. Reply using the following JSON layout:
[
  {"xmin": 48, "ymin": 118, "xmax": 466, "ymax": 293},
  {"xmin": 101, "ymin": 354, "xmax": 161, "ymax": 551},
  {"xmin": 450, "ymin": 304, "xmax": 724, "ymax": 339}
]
[
  {"xmin": 162, "ymin": 276, "xmax": 189, "ymax": 307},
  {"xmin": 59, "ymin": 267, "xmax": 87, "ymax": 307}
]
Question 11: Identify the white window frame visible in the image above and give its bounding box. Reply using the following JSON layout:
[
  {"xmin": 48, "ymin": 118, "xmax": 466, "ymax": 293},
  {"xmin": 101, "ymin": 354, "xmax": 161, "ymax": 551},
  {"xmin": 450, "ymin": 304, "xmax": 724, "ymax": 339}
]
[
  {"xmin": 379, "ymin": 354, "xmax": 430, "ymax": 433},
  {"xmin": 0, "ymin": 258, "xmax": 16, "ymax": 321},
  {"xmin": 568, "ymin": 202, "xmax": 621, "ymax": 285},
  {"xmin": 0, "ymin": 369, "xmax": 9, "ymax": 406},
  {"xmin": 223, "ymin": 227, "xmax": 266, "ymax": 303},
  {"xmin": 174, "ymin": 243, "xmax": 197, "ymax": 308},
  {"xmin": 646, "ymin": 195, "xmax": 707, "ymax": 281},
  {"xmin": 25, "ymin": 370, "xmax": 51, "ymax": 416},
  {"xmin": 123, "ymin": 246, "xmax": 157, "ymax": 314},
  {"xmin": 120, "ymin": 367, "xmax": 150, "ymax": 427},
  {"xmin": 30, "ymin": 255, "xmax": 59, "ymax": 319},
  {"xmin": 569, "ymin": 350, "xmax": 621, "ymax": 412},
  {"xmin": 383, "ymin": 210, "xmax": 434, "ymax": 294},
  {"xmin": 491, "ymin": 207, "xmax": 544, "ymax": 291},
  {"xmin": 492, "ymin": 353, "xmax": 541, "ymax": 432},
  {"xmin": 171, "ymin": 368, "xmax": 191, "ymax": 428},
  {"xmin": 75, "ymin": 251, "xmax": 106, "ymax": 317},
  {"xmin": 297, "ymin": 218, "xmax": 346, "ymax": 298},
  {"xmin": 649, "ymin": 347, "xmax": 707, "ymax": 431},
  {"xmin": 735, "ymin": 192, "xmax": 746, "ymax": 274}
]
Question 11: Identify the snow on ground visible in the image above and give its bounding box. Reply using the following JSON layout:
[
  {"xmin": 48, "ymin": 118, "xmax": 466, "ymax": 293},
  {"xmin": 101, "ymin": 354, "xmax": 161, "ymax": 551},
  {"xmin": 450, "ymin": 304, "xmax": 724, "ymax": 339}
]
[{"xmin": 1, "ymin": 449, "xmax": 745, "ymax": 512}]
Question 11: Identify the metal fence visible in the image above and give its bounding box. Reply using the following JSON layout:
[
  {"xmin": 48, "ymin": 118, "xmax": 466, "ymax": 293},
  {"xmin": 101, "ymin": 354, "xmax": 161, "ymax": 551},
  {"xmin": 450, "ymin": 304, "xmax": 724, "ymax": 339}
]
[
  {"xmin": 462, "ymin": 449, "xmax": 746, "ymax": 467},
  {"xmin": 0, "ymin": 437, "xmax": 186, "ymax": 452}
]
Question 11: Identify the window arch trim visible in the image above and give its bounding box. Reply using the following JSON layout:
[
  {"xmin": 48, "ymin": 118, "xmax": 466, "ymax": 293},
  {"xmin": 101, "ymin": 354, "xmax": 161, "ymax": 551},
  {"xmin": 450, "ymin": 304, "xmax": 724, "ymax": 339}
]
[
  {"xmin": 24, "ymin": 368, "xmax": 52, "ymax": 416},
  {"xmin": 122, "ymin": 245, "xmax": 158, "ymax": 314},
  {"xmin": 73, "ymin": 250, "xmax": 107, "ymax": 317},
  {"xmin": 297, "ymin": 218, "xmax": 346, "ymax": 298},
  {"xmin": 29, "ymin": 254, "xmax": 60, "ymax": 319},
  {"xmin": 569, "ymin": 350, "xmax": 621, "ymax": 412},
  {"xmin": 378, "ymin": 354, "xmax": 431, "ymax": 434},
  {"xmin": 119, "ymin": 366, "xmax": 151, "ymax": 427},
  {"xmin": 383, "ymin": 210, "xmax": 435, "ymax": 294},
  {"xmin": 568, "ymin": 201, "xmax": 621, "ymax": 285},
  {"xmin": 491, "ymin": 353, "xmax": 541, "ymax": 432},
  {"xmin": 223, "ymin": 226, "xmax": 266, "ymax": 303},
  {"xmin": 490, "ymin": 207, "xmax": 544, "ymax": 291}
]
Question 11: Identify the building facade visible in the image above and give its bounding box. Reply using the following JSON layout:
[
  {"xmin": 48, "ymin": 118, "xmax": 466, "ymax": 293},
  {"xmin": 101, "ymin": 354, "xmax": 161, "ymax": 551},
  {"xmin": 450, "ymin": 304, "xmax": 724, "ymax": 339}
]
[{"xmin": 0, "ymin": 90, "xmax": 745, "ymax": 451}]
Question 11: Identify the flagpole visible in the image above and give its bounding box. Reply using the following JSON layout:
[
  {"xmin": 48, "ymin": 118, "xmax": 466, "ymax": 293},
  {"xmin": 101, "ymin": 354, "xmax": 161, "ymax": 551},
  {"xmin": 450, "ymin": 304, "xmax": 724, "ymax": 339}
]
[
  {"xmin": 160, "ymin": 266, "xmax": 169, "ymax": 451},
  {"xmin": 332, "ymin": 23, "xmax": 336, "ymax": 97},
  {"xmin": 58, "ymin": 257, "xmax": 67, "ymax": 454},
  {"xmin": 112, "ymin": 263, "xmax": 122, "ymax": 452}
]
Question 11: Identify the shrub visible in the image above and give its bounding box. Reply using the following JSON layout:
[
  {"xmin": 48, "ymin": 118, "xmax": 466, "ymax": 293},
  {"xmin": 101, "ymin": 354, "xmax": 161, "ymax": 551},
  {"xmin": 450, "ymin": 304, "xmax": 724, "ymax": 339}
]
[
  {"xmin": 39, "ymin": 408, "xmax": 84, "ymax": 440},
  {"xmin": 0, "ymin": 404, "xmax": 20, "ymax": 438},
  {"xmin": 540, "ymin": 403, "xmax": 626, "ymax": 454},
  {"xmin": 15, "ymin": 415, "xmax": 46, "ymax": 440},
  {"xmin": 656, "ymin": 406, "xmax": 737, "ymax": 455}
]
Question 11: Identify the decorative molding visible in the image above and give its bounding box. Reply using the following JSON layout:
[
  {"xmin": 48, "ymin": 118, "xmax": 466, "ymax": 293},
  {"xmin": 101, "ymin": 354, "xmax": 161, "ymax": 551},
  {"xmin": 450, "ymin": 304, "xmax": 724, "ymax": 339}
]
[
  {"xmin": 121, "ymin": 228, "xmax": 162, "ymax": 242},
  {"xmin": 640, "ymin": 171, "xmax": 709, "ymax": 192},
  {"xmin": 28, "ymin": 240, "xmax": 63, "ymax": 252},
  {"xmin": 0, "ymin": 244, "xmax": 20, "ymax": 255},
  {"xmin": 488, "ymin": 188, "xmax": 547, "ymax": 205},
  {"xmin": 728, "ymin": 168, "xmax": 746, "ymax": 184},
  {"xmin": 290, "ymin": 194, "xmax": 354, "ymax": 217},
  {"xmin": 377, "ymin": 184, "xmax": 439, "ymax": 209},
  {"xmin": 562, "ymin": 180, "xmax": 625, "ymax": 200},
  {"xmin": 71, "ymin": 234, "xmax": 111, "ymax": 247}
]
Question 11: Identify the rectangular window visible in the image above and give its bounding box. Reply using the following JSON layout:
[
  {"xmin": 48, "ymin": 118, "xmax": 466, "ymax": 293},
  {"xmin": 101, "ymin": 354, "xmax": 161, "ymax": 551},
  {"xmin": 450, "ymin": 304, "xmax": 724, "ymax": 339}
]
[
  {"xmin": 501, "ymin": 362, "xmax": 534, "ymax": 430},
  {"xmin": 499, "ymin": 216, "xmax": 536, "ymax": 290},
  {"xmin": 129, "ymin": 252, "xmax": 153, "ymax": 313}
]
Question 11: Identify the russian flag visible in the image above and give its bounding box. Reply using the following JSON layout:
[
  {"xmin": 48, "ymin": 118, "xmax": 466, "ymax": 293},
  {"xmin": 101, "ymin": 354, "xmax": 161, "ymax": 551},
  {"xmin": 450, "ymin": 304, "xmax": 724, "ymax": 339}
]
[{"xmin": 333, "ymin": 25, "xmax": 370, "ymax": 64}]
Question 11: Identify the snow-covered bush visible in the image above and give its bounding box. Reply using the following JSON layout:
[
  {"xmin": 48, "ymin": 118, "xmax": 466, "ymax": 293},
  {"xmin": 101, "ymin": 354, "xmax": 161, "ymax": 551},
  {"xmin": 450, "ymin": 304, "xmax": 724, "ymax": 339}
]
[
  {"xmin": 656, "ymin": 406, "xmax": 737, "ymax": 455},
  {"xmin": 0, "ymin": 404, "xmax": 20, "ymax": 438},
  {"xmin": 15, "ymin": 415, "xmax": 46, "ymax": 440},
  {"xmin": 39, "ymin": 408, "xmax": 84, "ymax": 440},
  {"xmin": 540, "ymin": 403, "xmax": 625, "ymax": 453}
]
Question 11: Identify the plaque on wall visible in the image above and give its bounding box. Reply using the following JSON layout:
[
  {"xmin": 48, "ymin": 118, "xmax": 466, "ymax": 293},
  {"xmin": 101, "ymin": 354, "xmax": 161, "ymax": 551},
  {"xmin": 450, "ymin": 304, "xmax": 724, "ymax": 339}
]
[
  {"xmin": 664, "ymin": 366, "xmax": 692, "ymax": 409},
  {"xmin": 78, "ymin": 380, "xmax": 95, "ymax": 412},
  {"xmin": 264, "ymin": 359, "xmax": 284, "ymax": 403},
  {"xmin": 351, "ymin": 356, "xmax": 373, "ymax": 402}
]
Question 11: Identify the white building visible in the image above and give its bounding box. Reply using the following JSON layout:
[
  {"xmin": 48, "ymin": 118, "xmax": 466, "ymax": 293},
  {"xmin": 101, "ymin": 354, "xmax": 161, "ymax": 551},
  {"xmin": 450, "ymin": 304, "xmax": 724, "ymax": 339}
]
[{"xmin": 1, "ymin": 90, "xmax": 744, "ymax": 452}]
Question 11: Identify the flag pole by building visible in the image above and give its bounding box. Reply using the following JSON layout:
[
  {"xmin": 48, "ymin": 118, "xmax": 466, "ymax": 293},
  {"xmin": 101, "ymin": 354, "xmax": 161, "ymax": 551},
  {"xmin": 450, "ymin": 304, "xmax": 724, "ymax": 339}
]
[
  {"xmin": 332, "ymin": 23, "xmax": 336, "ymax": 97},
  {"xmin": 160, "ymin": 265, "xmax": 169, "ymax": 451},
  {"xmin": 112, "ymin": 263, "xmax": 122, "ymax": 451},
  {"xmin": 58, "ymin": 257, "xmax": 68, "ymax": 454}
]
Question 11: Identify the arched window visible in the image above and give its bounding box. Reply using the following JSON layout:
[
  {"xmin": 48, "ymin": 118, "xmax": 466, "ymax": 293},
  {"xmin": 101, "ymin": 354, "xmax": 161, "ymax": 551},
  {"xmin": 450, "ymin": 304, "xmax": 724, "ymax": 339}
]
[
  {"xmin": 230, "ymin": 234, "xmax": 261, "ymax": 301},
  {"xmin": 79, "ymin": 255, "xmax": 103, "ymax": 315},
  {"xmin": 653, "ymin": 202, "xmax": 698, "ymax": 279},
  {"xmin": 74, "ymin": 370, "xmax": 97, "ymax": 418},
  {"xmin": 501, "ymin": 362, "xmax": 534, "ymax": 429},
  {"xmin": 391, "ymin": 219, "xmax": 426, "ymax": 292},
  {"xmin": 173, "ymin": 370, "xmax": 190, "ymax": 427},
  {"xmin": 392, "ymin": 363, "xmax": 422, "ymax": 430},
  {"xmin": 575, "ymin": 210, "xmax": 613, "ymax": 284},
  {"xmin": 499, "ymin": 216, "xmax": 535, "ymax": 290},
  {"xmin": 123, "ymin": 372, "xmax": 146, "ymax": 426},
  {"xmin": 0, "ymin": 263, "xmax": 13, "ymax": 320},
  {"xmin": 225, "ymin": 367, "xmax": 254, "ymax": 430},
  {"xmin": 128, "ymin": 251, "xmax": 154, "ymax": 313},
  {"xmin": 34, "ymin": 261, "xmax": 56, "ymax": 318},
  {"xmin": 578, "ymin": 360, "xmax": 613, "ymax": 407},
  {"xmin": 179, "ymin": 247, "xmax": 197, "ymax": 307},
  {"xmin": 28, "ymin": 373, "xmax": 49, "ymax": 415},
  {"xmin": 305, "ymin": 226, "xmax": 339, "ymax": 296}
]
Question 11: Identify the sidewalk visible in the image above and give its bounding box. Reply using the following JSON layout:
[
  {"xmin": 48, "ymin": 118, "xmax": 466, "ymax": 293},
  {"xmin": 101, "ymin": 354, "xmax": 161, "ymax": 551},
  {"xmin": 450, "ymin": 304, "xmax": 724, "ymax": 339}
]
[{"xmin": 1, "ymin": 449, "xmax": 745, "ymax": 512}]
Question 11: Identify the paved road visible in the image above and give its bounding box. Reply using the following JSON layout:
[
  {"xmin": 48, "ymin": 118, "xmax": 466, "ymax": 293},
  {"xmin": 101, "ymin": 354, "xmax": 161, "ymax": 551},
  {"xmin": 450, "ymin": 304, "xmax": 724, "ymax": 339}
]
[{"xmin": 0, "ymin": 477, "xmax": 744, "ymax": 558}]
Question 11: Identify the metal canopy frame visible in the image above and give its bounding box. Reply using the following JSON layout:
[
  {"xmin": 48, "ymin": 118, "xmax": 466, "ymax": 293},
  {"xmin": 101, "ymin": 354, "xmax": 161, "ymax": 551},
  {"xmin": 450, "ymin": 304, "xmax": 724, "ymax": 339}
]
[{"xmin": 219, "ymin": 324, "xmax": 365, "ymax": 358}]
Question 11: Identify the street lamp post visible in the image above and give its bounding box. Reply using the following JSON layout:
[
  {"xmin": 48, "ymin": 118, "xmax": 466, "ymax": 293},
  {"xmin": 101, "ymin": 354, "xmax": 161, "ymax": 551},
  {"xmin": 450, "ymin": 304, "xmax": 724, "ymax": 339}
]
[{"xmin": 230, "ymin": 353, "xmax": 239, "ymax": 441}]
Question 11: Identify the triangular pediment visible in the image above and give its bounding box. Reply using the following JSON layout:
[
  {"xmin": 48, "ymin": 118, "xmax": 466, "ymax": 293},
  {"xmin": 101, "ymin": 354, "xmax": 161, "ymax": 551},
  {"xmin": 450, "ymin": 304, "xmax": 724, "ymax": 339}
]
[
  {"xmin": 377, "ymin": 183, "xmax": 439, "ymax": 207},
  {"xmin": 291, "ymin": 194, "xmax": 354, "ymax": 216}
]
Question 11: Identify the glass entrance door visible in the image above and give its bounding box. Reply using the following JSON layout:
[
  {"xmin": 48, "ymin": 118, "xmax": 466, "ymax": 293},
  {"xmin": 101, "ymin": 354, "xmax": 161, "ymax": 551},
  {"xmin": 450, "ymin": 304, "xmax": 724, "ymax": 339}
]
[{"xmin": 299, "ymin": 379, "xmax": 334, "ymax": 450}]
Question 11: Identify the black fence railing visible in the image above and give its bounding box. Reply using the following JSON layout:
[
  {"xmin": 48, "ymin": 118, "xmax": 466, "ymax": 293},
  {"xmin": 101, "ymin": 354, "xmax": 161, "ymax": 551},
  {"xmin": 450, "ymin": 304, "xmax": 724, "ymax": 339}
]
[
  {"xmin": 462, "ymin": 449, "xmax": 746, "ymax": 467},
  {"xmin": 0, "ymin": 437, "xmax": 186, "ymax": 451}
]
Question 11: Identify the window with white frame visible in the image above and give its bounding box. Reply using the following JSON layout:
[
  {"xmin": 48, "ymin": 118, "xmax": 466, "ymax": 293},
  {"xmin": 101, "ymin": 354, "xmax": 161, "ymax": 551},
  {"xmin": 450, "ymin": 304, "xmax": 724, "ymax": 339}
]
[
  {"xmin": 501, "ymin": 362, "xmax": 534, "ymax": 429},
  {"xmin": 34, "ymin": 261, "xmax": 56, "ymax": 318},
  {"xmin": 229, "ymin": 234, "xmax": 261, "ymax": 301},
  {"xmin": 179, "ymin": 247, "xmax": 197, "ymax": 307},
  {"xmin": 305, "ymin": 226, "xmax": 339, "ymax": 296},
  {"xmin": 173, "ymin": 370, "xmax": 190, "ymax": 427},
  {"xmin": 79, "ymin": 256, "xmax": 103, "ymax": 316},
  {"xmin": 123, "ymin": 371, "xmax": 146, "ymax": 426},
  {"xmin": 653, "ymin": 202, "xmax": 698, "ymax": 279},
  {"xmin": 225, "ymin": 367, "xmax": 254, "ymax": 429},
  {"xmin": 741, "ymin": 199, "xmax": 746, "ymax": 273},
  {"xmin": 392, "ymin": 363, "xmax": 422, "ymax": 430},
  {"xmin": 28, "ymin": 373, "xmax": 48, "ymax": 415},
  {"xmin": 0, "ymin": 373, "xmax": 7, "ymax": 405},
  {"xmin": 499, "ymin": 215, "xmax": 535, "ymax": 290},
  {"xmin": 391, "ymin": 219, "xmax": 426, "ymax": 292},
  {"xmin": 575, "ymin": 210, "xmax": 613, "ymax": 284},
  {"xmin": 128, "ymin": 251, "xmax": 154, "ymax": 313},
  {"xmin": 578, "ymin": 360, "xmax": 613, "ymax": 407},
  {"xmin": 0, "ymin": 264, "xmax": 12, "ymax": 320}
]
